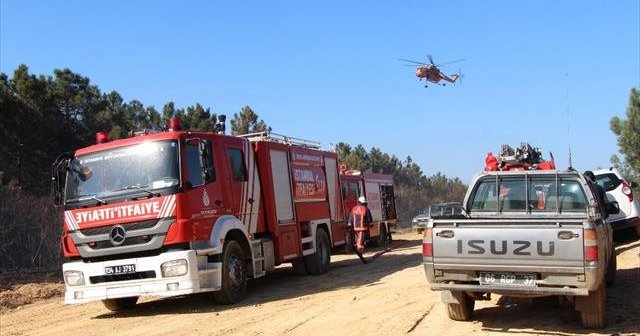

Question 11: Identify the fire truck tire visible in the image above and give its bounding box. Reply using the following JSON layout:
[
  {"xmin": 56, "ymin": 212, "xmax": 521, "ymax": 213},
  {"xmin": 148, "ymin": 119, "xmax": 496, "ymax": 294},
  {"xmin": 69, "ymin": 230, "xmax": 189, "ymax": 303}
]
[
  {"xmin": 101, "ymin": 296, "xmax": 138, "ymax": 311},
  {"xmin": 445, "ymin": 291, "xmax": 474, "ymax": 321},
  {"xmin": 212, "ymin": 240, "xmax": 247, "ymax": 304},
  {"xmin": 292, "ymin": 259, "xmax": 307, "ymax": 275},
  {"xmin": 579, "ymin": 283, "xmax": 606, "ymax": 328},
  {"xmin": 605, "ymin": 250, "xmax": 616, "ymax": 287},
  {"xmin": 376, "ymin": 225, "xmax": 389, "ymax": 247},
  {"xmin": 344, "ymin": 228, "xmax": 355, "ymax": 253},
  {"xmin": 304, "ymin": 228, "xmax": 331, "ymax": 275}
]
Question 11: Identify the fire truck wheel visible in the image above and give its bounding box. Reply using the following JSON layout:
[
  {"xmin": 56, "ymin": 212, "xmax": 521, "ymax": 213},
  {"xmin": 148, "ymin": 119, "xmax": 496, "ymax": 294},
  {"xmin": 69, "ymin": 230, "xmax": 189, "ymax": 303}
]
[
  {"xmin": 304, "ymin": 228, "xmax": 331, "ymax": 275},
  {"xmin": 344, "ymin": 228, "xmax": 355, "ymax": 253},
  {"xmin": 101, "ymin": 296, "xmax": 138, "ymax": 312},
  {"xmin": 376, "ymin": 225, "xmax": 389, "ymax": 247},
  {"xmin": 213, "ymin": 240, "xmax": 247, "ymax": 304},
  {"xmin": 292, "ymin": 259, "xmax": 307, "ymax": 275}
]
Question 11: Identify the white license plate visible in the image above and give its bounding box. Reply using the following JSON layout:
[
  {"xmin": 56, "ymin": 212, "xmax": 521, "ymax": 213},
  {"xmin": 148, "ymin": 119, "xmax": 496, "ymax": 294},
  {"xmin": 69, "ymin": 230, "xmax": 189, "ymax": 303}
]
[
  {"xmin": 479, "ymin": 272, "xmax": 536, "ymax": 286},
  {"xmin": 105, "ymin": 264, "xmax": 136, "ymax": 275}
]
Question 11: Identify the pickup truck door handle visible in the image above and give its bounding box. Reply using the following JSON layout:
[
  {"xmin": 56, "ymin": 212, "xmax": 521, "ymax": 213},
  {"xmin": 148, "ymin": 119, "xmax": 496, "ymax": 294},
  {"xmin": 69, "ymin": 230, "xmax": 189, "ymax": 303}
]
[
  {"xmin": 558, "ymin": 231, "xmax": 579, "ymax": 239},
  {"xmin": 436, "ymin": 230, "xmax": 455, "ymax": 238}
]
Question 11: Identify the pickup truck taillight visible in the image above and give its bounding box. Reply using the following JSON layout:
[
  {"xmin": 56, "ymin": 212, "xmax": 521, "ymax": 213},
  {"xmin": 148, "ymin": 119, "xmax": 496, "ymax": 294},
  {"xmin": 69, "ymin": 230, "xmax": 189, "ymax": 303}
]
[
  {"xmin": 584, "ymin": 229, "xmax": 598, "ymax": 262},
  {"xmin": 621, "ymin": 180, "xmax": 633, "ymax": 202},
  {"xmin": 422, "ymin": 228, "xmax": 433, "ymax": 257}
]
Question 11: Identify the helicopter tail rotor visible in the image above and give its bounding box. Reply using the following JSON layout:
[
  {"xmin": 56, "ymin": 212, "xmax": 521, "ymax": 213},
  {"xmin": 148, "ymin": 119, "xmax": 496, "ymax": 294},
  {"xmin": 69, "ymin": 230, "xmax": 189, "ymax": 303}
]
[{"xmin": 457, "ymin": 68, "xmax": 464, "ymax": 84}]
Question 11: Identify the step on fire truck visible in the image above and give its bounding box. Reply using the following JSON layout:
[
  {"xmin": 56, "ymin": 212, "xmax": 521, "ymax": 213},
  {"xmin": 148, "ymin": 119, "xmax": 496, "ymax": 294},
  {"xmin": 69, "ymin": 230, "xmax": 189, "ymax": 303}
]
[{"xmin": 52, "ymin": 117, "xmax": 351, "ymax": 311}]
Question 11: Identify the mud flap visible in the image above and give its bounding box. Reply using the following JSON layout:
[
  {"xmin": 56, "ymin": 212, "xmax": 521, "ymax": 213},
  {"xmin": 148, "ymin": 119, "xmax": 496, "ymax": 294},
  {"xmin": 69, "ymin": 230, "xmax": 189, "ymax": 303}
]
[
  {"xmin": 441, "ymin": 290, "xmax": 462, "ymax": 304},
  {"xmin": 575, "ymin": 295, "xmax": 597, "ymax": 313}
]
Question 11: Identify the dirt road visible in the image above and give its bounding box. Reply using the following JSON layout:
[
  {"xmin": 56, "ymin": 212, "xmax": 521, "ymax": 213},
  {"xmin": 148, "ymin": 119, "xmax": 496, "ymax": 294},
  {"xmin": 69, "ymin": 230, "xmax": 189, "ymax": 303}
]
[{"xmin": 1, "ymin": 231, "xmax": 639, "ymax": 336}]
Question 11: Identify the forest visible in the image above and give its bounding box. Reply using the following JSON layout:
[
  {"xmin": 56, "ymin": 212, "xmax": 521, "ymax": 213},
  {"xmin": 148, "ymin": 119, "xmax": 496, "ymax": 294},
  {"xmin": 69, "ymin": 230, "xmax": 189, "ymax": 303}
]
[{"xmin": 0, "ymin": 65, "xmax": 467, "ymax": 269}]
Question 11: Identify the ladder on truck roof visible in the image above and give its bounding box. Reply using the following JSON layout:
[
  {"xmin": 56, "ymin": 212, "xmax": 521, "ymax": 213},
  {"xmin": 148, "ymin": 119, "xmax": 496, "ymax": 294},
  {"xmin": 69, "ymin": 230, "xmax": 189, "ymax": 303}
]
[{"xmin": 238, "ymin": 131, "xmax": 321, "ymax": 149}]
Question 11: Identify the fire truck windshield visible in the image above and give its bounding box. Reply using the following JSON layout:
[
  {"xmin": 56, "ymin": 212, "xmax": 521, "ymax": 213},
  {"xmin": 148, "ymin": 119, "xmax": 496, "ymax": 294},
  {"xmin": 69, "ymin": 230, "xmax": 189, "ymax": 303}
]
[{"xmin": 65, "ymin": 140, "xmax": 179, "ymax": 204}]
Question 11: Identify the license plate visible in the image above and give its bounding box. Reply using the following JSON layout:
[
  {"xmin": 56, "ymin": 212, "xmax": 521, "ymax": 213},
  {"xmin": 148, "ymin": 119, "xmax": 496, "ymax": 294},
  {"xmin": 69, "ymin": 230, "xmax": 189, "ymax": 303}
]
[
  {"xmin": 479, "ymin": 272, "xmax": 536, "ymax": 286},
  {"xmin": 105, "ymin": 264, "xmax": 136, "ymax": 275}
]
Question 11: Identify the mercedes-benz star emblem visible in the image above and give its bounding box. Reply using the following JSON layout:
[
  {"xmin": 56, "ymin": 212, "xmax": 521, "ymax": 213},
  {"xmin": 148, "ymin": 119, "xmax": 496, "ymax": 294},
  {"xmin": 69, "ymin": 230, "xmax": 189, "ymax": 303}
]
[{"xmin": 110, "ymin": 225, "xmax": 126, "ymax": 246}]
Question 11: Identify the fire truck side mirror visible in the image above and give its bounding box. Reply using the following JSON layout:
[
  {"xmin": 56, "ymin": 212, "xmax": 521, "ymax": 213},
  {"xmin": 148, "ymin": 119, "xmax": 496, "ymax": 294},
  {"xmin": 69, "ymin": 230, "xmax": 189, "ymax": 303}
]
[{"xmin": 51, "ymin": 153, "xmax": 72, "ymax": 207}]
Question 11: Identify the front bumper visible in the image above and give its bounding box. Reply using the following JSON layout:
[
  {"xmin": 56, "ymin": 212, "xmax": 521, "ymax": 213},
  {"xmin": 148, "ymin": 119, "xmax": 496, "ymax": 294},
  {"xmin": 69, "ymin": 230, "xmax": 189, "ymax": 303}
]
[{"xmin": 63, "ymin": 250, "xmax": 221, "ymax": 304}]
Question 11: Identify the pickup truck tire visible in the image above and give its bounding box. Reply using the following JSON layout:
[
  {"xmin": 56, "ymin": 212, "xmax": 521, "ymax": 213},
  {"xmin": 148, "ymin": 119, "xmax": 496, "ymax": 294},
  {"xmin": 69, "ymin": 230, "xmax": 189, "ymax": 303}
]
[
  {"xmin": 446, "ymin": 291, "xmax": 475, "ymax": 321},
  {"xmin": 101, "ymin": 296, "xmax": 138, "ymax": 311},
  {"xmin": 579, "ymin": 284, "xmax": 606, "ymax": 328},
  {"xmin": 605, "ymin": 251, "xmax": 617, "ymax": 287},
  {"xmin": 212, "ymin": 240, "xmax": 247, "ymax": 304},
  {"xmin": 304, "ymin": 229, "xmax": 331, "ymax": 275}
]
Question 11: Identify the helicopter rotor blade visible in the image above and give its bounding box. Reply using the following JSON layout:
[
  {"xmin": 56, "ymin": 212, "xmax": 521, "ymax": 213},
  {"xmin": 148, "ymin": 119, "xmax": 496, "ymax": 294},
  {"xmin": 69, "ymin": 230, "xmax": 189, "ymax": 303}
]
[
  {"xmin": 398, "ymin": 58, "xmax": 428, "ymax": 65},
  {"xmin": 428, "ymin": 55, "xmax": 435, "ymax": 65},
  {"xmin": 436, "ymin": 58, "xmax": 466, "ymax": 67}
]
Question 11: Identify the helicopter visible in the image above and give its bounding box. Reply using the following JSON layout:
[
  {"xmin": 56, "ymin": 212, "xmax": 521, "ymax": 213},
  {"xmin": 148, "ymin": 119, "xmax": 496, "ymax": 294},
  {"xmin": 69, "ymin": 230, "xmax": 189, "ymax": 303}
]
[{"xmin": 399, "ymin": 55, "xmax": 465, "ymax": 87}]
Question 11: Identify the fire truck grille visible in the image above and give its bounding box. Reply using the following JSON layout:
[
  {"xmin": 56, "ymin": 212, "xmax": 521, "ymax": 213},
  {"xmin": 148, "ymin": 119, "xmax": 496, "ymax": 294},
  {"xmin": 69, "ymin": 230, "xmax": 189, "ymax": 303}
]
[
  {"xmin": 80, "ymin": 219, "xmax": 159, "ymax": 236},
  {"xmin": 89, "ymin": 271, "xmax": 156, "ymax": 284},
  {"xmin": 93, "ymin": 236, "xmax": 152, "ymax": 249},
  {"xmin": 72, "ymin": 217, "xmax": 174, "ymax": 258}
]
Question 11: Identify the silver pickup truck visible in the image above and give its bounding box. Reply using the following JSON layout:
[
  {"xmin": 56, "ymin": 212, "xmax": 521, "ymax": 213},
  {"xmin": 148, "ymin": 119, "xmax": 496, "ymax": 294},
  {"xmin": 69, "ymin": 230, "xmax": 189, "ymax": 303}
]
[{"xmin": 423, "ymin": 169, "xmax": 618, "ymax": 328}]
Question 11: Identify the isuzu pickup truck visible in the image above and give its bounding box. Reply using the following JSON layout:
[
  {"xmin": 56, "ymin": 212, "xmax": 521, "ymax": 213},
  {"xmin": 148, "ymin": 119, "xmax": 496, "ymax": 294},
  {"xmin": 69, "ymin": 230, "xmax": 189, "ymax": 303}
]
[{"xmin": 423, "ymin": 169, "xmax": 618, "ymax": 328}]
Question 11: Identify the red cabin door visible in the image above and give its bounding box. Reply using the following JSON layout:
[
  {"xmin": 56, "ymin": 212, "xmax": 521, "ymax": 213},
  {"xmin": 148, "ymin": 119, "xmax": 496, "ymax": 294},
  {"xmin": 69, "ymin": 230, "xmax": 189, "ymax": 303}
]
[{"xmin": 222, "ymin": 138, "xmax": 261, "ymax": 234}]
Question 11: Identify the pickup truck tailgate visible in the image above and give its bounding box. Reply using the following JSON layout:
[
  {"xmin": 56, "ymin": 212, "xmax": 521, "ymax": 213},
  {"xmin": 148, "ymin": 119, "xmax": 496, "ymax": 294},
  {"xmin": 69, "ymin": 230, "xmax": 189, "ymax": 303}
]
[{"xmin": 432, "ymin": 219, "xmax": 585, "ymax": 271}]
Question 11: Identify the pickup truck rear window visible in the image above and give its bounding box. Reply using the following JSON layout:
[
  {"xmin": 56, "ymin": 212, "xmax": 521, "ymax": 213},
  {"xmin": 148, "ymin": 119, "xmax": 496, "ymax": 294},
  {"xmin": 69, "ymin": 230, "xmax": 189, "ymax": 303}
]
[{"xmin": 469, "ymin": 176, "xmax": 587, "ymax": 213}]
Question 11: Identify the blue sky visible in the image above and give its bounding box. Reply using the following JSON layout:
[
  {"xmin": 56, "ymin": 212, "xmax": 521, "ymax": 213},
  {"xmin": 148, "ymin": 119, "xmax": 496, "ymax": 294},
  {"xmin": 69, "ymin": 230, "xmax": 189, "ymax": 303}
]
[{"xmin": 1, "ymin": 1, "xmax": 639, "ymax": 183}]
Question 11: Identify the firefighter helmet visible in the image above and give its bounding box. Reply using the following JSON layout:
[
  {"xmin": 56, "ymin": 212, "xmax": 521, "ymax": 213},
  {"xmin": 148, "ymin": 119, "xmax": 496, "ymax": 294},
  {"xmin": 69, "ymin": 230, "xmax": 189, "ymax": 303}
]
[{"xmin": 358, "ymin": 196, "xmax": 366, "ymax": 204}]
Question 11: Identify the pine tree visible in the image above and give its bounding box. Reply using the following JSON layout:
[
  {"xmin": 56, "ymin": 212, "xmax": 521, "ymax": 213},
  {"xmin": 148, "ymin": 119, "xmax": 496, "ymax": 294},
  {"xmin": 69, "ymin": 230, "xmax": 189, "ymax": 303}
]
[
  {"xmin": 610, "ymin": 88, "xmax": 640, "ymax": 182},
  {"xmin": 230, "ymin": 106, "xmax": 270, "ymax": 135}
]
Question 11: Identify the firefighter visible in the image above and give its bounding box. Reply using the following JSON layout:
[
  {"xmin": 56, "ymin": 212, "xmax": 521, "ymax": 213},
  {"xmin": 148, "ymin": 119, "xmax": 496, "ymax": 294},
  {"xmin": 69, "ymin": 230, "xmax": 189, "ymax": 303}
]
[{"xmin": 348, "ymin": 196, "xmax": 373, "ymax": 253}]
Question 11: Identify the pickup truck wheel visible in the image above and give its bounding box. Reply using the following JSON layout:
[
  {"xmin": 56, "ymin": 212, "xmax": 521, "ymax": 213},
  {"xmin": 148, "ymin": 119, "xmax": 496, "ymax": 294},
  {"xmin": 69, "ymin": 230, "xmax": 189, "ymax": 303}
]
[
  {"xmin": 446, "ymin": 291, "xmax": 475, "ymax": 321},
  {"xmin": 212, "ymin": 240, "xmax": 247, "ymax": 304},
  {"xmin": 605, "ymin": 251, "xmax": 617, "ymax": 287},
  {"xmin": 101, "ymin": 296, "xmax": 138, "ymax": 311},
  {"xmin": 304, "ymin": 229, "xmax": 331, "ymax": 275},
  {"xmin": 579, "ymin": 283, "xmax": 606, "ymax": 328}
]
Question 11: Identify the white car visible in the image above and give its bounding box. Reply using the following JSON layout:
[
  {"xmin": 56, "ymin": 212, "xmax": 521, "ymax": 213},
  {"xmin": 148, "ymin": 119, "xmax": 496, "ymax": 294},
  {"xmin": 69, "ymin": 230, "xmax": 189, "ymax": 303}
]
[{"xmin": 593, "ymin": 167, "xmax": 640, "ymax": 235}]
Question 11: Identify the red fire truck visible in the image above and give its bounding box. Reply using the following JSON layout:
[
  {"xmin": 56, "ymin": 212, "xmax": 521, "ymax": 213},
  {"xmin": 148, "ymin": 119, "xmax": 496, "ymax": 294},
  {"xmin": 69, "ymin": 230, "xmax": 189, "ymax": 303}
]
[
  {"xmin": 52, "ymin": 117, "xmax": 348, "ymax": 311},
  {"xmin": 339, "ymin": 169, "xmax": 397, "ymax": 248}
]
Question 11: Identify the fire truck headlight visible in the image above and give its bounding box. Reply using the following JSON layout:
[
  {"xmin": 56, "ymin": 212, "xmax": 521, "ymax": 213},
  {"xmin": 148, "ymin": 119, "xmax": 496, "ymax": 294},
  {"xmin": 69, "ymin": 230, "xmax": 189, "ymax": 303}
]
[
  {"xmin": 161, "ymin": 259, "xmax": 188, "ymax": 277},
  {"xmin": 64, "ymin": 270, "xmax": 85, "ymax": 286}
]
